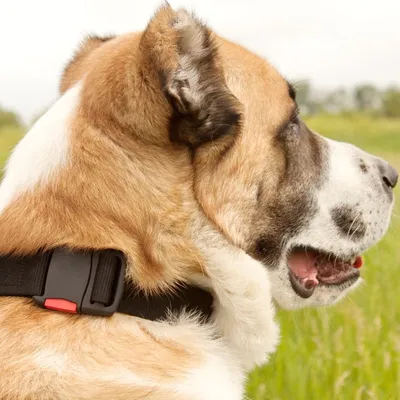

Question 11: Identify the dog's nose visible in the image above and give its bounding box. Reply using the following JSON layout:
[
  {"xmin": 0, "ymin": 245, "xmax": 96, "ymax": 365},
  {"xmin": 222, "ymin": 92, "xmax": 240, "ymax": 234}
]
[{"xmin": 380, "ymin": 162, "xmax": 398, "ymax": 189}]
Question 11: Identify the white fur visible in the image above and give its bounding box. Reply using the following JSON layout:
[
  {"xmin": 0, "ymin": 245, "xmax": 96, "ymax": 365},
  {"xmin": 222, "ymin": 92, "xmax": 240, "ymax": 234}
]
[
  {"xmin": 33, "ymin": 349, "xmax": 152, "ymax": 387},
  {"xmin": 270, "ymin": 136, "xmax": 395, "ymax": 309},
  {"xmin": 302, "ymin": 139, "xmax": 393, "ymax": 253},
  {"xmin": 0, "ymin": 82, "xmax": 81, "ymax": 213},
  {"xmin": 193, "ymin": 221, "xmax": 280, "ymax": 372},
  {"xmin": 33, "ymin": 349, "xmax": 67, "ymax": 375},
  {"xmin": 174, "ymin": 334, "xmax": 244, "ymax": 400}
]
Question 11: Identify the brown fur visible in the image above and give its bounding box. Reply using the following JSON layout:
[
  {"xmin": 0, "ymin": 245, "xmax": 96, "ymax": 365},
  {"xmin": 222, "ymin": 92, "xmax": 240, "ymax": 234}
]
[{"xmin": 60, "ymin": 34, "xmax": 116, "ymax": 94}]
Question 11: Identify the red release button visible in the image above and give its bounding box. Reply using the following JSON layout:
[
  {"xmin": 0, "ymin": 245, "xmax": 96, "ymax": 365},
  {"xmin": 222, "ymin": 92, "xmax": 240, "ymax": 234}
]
[{"xmin": 44, "ymin": 298, "xmax": 77, "ymax": 314}]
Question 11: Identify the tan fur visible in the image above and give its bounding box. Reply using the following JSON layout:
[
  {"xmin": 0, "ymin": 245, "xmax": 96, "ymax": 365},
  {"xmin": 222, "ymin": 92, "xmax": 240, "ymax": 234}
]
[
  {"xmin": 60, "ymin": 35, "xmax": 115, "ymax": 94},
  {"xmin": 0, "ymin": 298, "xmax": 197, "ymax": 399},
  {"xmin": 194, "ymin": 38, "xmax": 294, "ymax": 247},
  {"xmin": 0, "ymin": 5, "xmax": 301, "ymax": 399}
]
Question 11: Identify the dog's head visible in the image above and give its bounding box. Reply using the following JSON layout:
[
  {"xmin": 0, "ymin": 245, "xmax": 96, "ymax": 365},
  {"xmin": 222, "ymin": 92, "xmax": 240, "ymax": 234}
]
[{"xmin": 0, "ymin": 6, "xmax": 397, "ymax": 310}]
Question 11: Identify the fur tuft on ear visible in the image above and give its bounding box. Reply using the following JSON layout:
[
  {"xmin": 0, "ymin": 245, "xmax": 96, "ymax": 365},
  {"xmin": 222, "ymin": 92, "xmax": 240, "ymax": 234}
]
[{"xmin": 141, "ymin": 6, "xmax": 242, "ymax": 147}]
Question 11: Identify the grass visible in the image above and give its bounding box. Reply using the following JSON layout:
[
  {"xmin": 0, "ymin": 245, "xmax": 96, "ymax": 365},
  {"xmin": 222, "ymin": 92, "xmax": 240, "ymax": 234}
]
[
  {"xmin": 247, "ymin": 114, "xmax": 400, "ymax": 400},
  {"xmin": 0, "ymin": 115, "xmax": 399, "ymax": 399}
]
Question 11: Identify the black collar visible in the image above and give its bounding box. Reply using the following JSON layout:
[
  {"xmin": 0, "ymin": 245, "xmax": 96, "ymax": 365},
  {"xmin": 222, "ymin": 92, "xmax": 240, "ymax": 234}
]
[{"xmin": 0, "ymin": 248, "xmax": 214, "ymax": 321}]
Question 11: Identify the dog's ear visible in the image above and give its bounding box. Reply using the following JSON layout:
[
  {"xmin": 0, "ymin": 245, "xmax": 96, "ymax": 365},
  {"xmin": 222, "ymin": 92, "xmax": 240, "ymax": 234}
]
[{"xmin": 140, "ymin": 5, "xmax": 242, "ymax": 147}]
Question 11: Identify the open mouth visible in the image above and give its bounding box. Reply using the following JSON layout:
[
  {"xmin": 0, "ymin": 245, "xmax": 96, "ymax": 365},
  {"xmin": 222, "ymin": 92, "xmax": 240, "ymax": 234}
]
[{"xmin": 287, "ymin": 246, "xmax": 363, "ymax": 299}]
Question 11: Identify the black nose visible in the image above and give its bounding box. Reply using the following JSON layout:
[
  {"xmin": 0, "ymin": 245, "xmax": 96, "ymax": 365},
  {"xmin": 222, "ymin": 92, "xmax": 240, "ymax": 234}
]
[{"xmin": 380, "ymin": 163, "xmax": 398, "ymax": 189}]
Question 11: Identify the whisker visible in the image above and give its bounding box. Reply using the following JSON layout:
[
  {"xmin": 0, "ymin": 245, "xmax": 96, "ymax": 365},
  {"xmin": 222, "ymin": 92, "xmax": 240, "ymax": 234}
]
[
  {"xmin": 348, "ymin": 219, "xmax": 364, "ymax": 243},
  {"xmin": 346, "ymin": 212, "xmax": 362, "ymax": 243}
]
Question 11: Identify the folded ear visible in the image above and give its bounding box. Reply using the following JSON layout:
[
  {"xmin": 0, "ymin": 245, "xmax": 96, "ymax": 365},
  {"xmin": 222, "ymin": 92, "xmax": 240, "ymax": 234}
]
[{"xmin": 140, "ymin": 5, "xmax": 242, "ymax": 147}]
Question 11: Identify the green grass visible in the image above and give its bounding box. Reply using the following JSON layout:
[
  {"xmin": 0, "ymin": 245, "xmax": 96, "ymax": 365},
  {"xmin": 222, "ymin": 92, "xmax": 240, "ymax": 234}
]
[
  {"xmin": 1, "ymin": 115, "xmax": 399, "ymax": 400},
  {"xmin": 304, "ymin": 114, "xmax": 400, "ymax": 167},
  {"xmin": 247, "ymin": 115, "xmax": 400, "ymax": 400}
]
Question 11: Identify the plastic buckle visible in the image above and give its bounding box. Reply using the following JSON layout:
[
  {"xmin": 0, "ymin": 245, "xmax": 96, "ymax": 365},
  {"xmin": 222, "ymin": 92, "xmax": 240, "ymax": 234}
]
[{"xmin": 33, "ymin": 249, "xmax": 126, "ymax": 317}]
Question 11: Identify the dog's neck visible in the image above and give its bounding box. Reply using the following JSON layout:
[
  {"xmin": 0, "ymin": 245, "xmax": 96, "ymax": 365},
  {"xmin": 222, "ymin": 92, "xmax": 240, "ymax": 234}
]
[{"xmin": 0, "ymin": 84, "xmax": 212, "ymax": 294}]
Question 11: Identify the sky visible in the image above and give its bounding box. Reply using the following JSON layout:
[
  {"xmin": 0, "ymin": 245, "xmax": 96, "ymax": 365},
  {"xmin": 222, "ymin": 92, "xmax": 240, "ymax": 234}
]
[{"xmin": 1, "ymin": 0, "xmax": 399, "ymax": 123}]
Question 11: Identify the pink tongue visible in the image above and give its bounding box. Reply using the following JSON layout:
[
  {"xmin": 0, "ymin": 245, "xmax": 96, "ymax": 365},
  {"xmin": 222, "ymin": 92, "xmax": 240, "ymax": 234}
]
[{"xmin": 288, "ymin": 251, "xmax": 319, "ymax": 287}]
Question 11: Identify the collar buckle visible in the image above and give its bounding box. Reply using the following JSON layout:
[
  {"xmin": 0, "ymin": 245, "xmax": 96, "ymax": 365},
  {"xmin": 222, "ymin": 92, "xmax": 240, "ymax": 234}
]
[{"xmin": 33, "ymin": 248, "xmax": 126, "ymax": 317}]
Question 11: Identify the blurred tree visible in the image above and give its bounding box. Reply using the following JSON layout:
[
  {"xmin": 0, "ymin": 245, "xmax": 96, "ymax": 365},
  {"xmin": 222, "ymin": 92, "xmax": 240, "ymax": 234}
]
[
  {"xmin": 294, "ymin": 80, "xmax": 311, "ymax": 112},
  {"xmin": 354, "ymin": 84, "xmax": 381, "ymax": 111},
  {"xmin": 294, "ymin": 80, "xmax": 311, "ymax": 107},
  {"xmin": 293, "ymin": 80, "xmax": 325, "ymax": 115},
  {"xmin": 0, "ymin": 106, "xmax": 21, "ymax": 128},
  {"xmin": 382, "ymin": 87, "xmax": 400, "ymax": 118},
  {"xmin": 323, "ymin": 88, "xmax": 352, "ymax": 113}
]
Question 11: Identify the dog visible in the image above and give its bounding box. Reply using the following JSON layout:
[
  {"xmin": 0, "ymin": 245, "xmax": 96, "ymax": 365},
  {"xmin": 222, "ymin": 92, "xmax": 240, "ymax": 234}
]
[{"xmin": 0, "ymin": 5, "xmax": 397, "ymax": 399}]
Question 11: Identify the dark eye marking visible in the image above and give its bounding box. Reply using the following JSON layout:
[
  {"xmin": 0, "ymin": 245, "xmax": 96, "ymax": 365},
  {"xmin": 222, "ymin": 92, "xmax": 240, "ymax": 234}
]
[{"xmin": 278, "ymin": 107, "xmax": 300, "ymax": 136}]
